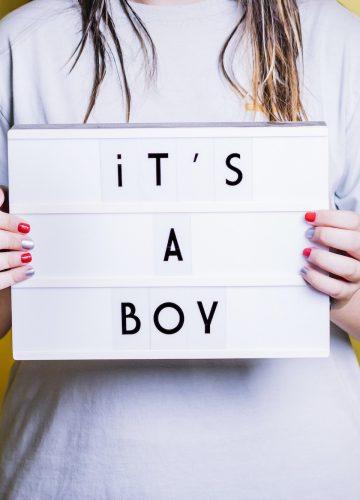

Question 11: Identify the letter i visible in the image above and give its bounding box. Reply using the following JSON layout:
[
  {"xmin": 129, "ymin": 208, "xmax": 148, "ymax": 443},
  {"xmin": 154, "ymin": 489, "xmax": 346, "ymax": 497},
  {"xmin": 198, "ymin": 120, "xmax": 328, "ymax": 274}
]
[{"xmin": 117, "ymin": 154, "xmax": 122, "ymax": 187}]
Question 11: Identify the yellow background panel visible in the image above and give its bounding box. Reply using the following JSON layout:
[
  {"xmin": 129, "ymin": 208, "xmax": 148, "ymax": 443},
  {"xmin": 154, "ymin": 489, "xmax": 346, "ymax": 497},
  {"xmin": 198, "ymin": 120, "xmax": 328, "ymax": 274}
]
[
  {"xmin": 339, "ymin": 0, "xmax": 360, "ymax": 15},
  {"xmin": 0, "ymin": 0, "xmax": 360, "ymax": 405},
  {"xmin": 0, "ymin": 0, "xmax": 29, "ymax": 19}
]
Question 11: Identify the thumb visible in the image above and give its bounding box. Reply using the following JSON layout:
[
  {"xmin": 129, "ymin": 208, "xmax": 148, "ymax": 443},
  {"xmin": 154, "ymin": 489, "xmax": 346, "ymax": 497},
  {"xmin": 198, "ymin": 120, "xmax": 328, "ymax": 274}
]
[{"xmin": 0, "ymin": 185, "xmax": 9, "ymax": 212}]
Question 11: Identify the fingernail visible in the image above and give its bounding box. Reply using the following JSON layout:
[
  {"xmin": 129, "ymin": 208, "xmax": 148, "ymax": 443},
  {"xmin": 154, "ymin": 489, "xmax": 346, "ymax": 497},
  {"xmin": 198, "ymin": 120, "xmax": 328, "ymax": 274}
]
[
  {"xmin": 25, "ymin": 266, "xmax": 35, "ymax": 277},
  {"xmin": 303, "ymin": 248, "xmax": 312, "ymax": 258},
  {"xmin": 21, "ymin": 252, "xmax": 32, "ymax": 264},
  {"xmin": 305, "ymin": 228, "xmax": 315, "ymax": 240},
  {"xmin": 300, "ymin": 266, "xmax": 308, "ymax": 276},
  {"xmin": 305, "ymin": 212, "xmax": 316, "ymax": 222},
  {"xmin": 18, "ymin": 223, "xmax": 30, "ymax": 234},
  {"xmin": 21, "ymin": 238, "xmax": 34, "ymax": 250}
]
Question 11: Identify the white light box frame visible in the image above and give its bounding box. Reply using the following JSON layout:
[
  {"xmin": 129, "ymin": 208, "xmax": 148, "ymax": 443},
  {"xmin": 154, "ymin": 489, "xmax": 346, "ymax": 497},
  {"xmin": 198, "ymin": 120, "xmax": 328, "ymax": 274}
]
[{"xmin": 8, "ymin": 122, "xmax": 330, "ymax": 360}]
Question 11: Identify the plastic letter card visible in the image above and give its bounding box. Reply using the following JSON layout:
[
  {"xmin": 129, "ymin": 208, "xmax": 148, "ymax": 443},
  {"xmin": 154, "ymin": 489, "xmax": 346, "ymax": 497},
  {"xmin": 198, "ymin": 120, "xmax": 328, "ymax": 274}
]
[{"xmin": 7, "ymin": 122, "xmax": 329, "ymax": 360}]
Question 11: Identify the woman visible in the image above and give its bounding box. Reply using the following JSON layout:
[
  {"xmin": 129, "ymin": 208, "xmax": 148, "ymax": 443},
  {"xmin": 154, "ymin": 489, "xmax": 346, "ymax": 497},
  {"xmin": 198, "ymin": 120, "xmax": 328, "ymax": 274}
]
[{"xmin": 0, "ymin": 0, "xmax": 360, "ymax": 498}]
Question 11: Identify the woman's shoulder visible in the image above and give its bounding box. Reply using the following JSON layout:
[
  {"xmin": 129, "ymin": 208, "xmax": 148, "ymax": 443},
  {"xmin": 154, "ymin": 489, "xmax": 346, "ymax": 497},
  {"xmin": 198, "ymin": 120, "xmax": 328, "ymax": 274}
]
[
  {"xmin": 0, "ymin": 0, "xmax": 79, "ymax": 55},
  {"xmin": 300, "ymin": 0, "xmax": 360, "ymax": 105},
  {"xmin": 299, "ymin": 0, "xmax": 360, "ymax": 43}
]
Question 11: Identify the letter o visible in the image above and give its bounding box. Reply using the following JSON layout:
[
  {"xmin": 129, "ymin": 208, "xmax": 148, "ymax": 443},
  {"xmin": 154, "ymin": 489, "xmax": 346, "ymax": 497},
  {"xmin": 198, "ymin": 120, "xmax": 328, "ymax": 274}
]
[{"xmin": 153, "ymin": 302, "xmax": 185, "ymax": 334}]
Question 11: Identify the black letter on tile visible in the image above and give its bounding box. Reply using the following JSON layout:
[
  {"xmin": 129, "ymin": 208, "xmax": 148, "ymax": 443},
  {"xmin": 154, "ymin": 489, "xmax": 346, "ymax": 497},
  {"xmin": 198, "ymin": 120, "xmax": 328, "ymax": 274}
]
[
  {"xmin": 164, "ymin": 228, "xmax": 183, "ymax": 262},
  {"xmin": 148, "ymin": 153, "xmax": 169, "ymax": 185},
  {"xmin": 154, "ymin": 302, "xmax": 185, "ymax": 334},
  {"xmin": 225, "ymin": 153, "xmax": 243, "ymax": 186},
  {"xmin": 121, "ymin": 303, "xmax": 141, "ymax": 335},
  {"xmin": 197, "ymin": 301, "xmax": 218, "ymax": 334},
  {"xmin": 117, "ymin": 154, "xmax": 123, "ymax": 187}
]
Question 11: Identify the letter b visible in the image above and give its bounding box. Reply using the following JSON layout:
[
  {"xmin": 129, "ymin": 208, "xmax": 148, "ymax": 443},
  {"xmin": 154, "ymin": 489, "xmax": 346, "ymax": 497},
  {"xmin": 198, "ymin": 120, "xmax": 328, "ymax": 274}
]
[{"xmin": 121, "ymin": 303, "xmax": 141, "ymax": 335}]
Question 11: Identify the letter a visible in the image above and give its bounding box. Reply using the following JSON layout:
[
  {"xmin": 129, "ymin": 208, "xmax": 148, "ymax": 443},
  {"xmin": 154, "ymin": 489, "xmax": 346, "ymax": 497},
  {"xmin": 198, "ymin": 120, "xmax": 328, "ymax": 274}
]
[{"xmin": 164, "ymin": 228, "xmax": 183, "ymax": 261}]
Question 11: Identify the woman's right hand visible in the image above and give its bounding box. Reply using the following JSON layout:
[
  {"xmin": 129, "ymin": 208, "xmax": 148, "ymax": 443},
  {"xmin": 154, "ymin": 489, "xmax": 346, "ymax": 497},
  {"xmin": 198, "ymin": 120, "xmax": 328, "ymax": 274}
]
[{"xmin": 0, "ymin": 186, "xmax": 35, "ymax": 290}]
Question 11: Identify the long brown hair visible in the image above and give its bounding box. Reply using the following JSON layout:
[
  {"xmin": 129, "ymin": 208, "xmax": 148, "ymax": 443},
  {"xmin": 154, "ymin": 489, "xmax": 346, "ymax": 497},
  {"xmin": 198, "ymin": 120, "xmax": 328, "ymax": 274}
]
[{"xmin": 70, "ymin": 0, "xmax": 306, "ymax": 123}]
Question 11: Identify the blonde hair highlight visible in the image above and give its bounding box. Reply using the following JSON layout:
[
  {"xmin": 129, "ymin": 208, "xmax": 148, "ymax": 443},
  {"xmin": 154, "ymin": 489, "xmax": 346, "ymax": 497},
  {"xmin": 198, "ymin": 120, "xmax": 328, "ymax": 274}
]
[
  {"xmin": 220, "ymin": 0, "xmax": 306, "ymax": 121},
  {"xmin": 71, "ymin": 0, "xmax": 306, "ymax": 122}
]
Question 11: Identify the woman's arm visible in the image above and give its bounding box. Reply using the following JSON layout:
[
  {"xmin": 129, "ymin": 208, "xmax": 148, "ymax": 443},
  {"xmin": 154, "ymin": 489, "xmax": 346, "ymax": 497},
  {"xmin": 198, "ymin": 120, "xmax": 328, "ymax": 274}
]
[
  {"xmin": 0, "ymin": 286, "xmax": 11, "ymax": 339},
  {"xmin": 331, "ymin": 288, "xmax": 360, "ymax": 341},
  {"xmin": 0, "ymin": 185, "xmax": 11, "ymax": 339}
]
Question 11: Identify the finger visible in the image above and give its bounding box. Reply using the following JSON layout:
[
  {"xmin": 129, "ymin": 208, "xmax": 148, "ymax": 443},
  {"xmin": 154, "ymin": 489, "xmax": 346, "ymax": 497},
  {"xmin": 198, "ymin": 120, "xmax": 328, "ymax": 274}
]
[
  {"xmin": 304, "ymin": 210, "xmax": 360, "ymax": 231},
  {"xmin": 300, "ymin": 264, "xmax": 359, "ymax": 301},
  {"xmin": 0, "ymin": 251, "xmax": 32, "ymax": 272},
  {"xmin": 305, "ymin": 226, "xmax": 360, "ymax": 259},
  {"xmin": 0, "ymin": 230, "xmax": 35, "ymax": 251},
  {"xmin": 303, "ymin": 247, "xmax": 360, "ymax": 283},
  {"xmin": 0, "ymin": 265, "xmax": 35, "ymax": 289},
  {"xmin": 0, "ymin": 211, "xmax": 31, "ymax": 234}
]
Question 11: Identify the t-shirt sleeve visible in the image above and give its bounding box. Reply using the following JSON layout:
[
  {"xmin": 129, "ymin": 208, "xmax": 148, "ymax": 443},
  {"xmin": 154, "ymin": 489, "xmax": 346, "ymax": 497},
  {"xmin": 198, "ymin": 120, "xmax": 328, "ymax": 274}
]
[
  {"xmin": 0, "ymin": 107, "xmax": 10, "ymax": 188},
  {"xmin": 331, "ymin": 4, "xmax": 360, "ymax": 215},
  {"xmin": 0, "ymin": 21, "xmax": 13, "ymax": 189},
  {"xmin": 334, "ymin": 95, "xmax": 360, "ymax": 213}
]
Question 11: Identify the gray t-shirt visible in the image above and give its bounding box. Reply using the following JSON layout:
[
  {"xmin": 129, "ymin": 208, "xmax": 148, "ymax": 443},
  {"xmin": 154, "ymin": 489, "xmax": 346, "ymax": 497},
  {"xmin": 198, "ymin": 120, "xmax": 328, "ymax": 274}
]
[{"xmin": 1, "ymin": 0, "xmax": 360, "ymax": 498}]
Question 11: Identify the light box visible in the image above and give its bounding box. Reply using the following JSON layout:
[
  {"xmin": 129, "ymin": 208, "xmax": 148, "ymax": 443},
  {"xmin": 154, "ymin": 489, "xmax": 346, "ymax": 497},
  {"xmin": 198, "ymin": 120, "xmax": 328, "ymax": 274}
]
[{"xmin": 8, "ymin": 122, "xmax": 330, "ymax": 360}]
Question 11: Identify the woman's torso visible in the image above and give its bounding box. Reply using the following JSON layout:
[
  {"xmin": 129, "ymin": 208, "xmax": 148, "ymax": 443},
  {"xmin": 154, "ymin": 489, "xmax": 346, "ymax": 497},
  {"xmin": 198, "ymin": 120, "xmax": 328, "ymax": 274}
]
[{"xmin": 1, "ymin": 1, "xmax": 360, "ymax": 498}]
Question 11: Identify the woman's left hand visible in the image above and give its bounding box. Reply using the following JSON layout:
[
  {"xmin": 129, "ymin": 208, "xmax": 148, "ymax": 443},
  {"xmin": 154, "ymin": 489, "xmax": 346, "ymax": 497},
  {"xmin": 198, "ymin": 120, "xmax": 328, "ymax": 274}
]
[{"xmin": 301, "ymin": 210, "xmax": 360, "ymax": 308}]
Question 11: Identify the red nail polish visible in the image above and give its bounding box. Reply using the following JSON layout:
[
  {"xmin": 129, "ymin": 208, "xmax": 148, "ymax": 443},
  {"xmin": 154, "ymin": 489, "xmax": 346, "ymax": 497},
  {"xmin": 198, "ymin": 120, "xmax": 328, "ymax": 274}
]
[
  {"xmin": 18, "ymin": 223, "xmax": 30, "ymax": 234},
  {"xmin": 303, "ymin": 248, "xmax": 312, "ymax": 258},
  {"xmin": 21, "ymin": 253, "xmax": 32, "ymax": 264},
  {"xmin": 305, "ymin": 212, "xmax": 316, "ymax": 222}
]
